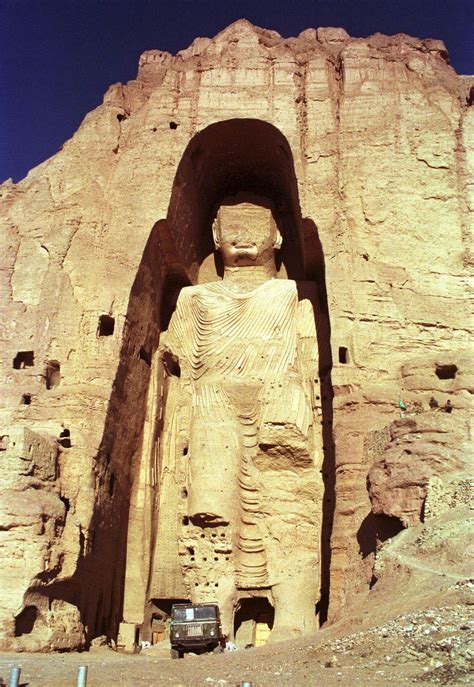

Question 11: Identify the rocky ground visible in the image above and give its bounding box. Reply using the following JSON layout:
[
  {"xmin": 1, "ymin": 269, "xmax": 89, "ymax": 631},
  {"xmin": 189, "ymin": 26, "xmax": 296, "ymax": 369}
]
[
  {"xmin": 1, "ymin": 505, "xmax": 472, "ymax": 686},
  {"xmin": 0, "ymin": 598, "xmax": 472, "ymax": 686}
]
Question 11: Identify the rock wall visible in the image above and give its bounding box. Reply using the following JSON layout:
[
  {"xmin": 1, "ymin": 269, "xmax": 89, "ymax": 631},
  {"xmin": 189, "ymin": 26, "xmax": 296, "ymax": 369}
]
[{"xmin": 0, "ymin": 20, "xmax": 472, "ymax": 649}]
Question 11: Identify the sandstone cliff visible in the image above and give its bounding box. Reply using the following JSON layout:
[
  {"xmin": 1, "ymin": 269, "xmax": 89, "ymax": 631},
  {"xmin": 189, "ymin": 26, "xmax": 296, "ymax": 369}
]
[{"xmin": 0, "ymin": 20, "xmax": 472, "ymax": 650}]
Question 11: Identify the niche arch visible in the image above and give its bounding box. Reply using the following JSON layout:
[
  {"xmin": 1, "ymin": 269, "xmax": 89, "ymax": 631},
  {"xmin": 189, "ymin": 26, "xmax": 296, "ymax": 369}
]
[
  {"xmin": 163, "ymin": 118, "xmax": 308, "ymax": 281},
  {"xmin": 118, "ymin": 117, "xmax": 334, "ymax": 641}
]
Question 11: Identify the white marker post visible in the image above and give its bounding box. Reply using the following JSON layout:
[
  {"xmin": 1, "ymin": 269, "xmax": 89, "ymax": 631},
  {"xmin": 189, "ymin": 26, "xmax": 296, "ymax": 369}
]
[
  {"xmin": 8, "ymin": 667, "xmax": 21, "ymax": 687},
  {"xmin": 77, "ymin": 665, "xmax": 88, "ymax": 687}
]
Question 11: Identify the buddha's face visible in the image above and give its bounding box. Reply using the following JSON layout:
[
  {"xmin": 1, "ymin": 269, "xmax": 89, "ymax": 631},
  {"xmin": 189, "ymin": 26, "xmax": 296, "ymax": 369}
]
[{"xmin": 213, "ymin": 203, "xmax": 282, "ymax": 267}]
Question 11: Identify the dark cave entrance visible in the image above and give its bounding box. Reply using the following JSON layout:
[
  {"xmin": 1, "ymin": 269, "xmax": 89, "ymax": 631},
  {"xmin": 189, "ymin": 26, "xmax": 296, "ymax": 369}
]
[{"xmin": 233, "ymin": 597, "xmax": 274, "ymax": 647}]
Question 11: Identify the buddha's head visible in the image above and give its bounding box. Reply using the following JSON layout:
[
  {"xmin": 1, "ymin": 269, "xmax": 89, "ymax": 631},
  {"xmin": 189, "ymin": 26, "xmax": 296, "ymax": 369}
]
[{"xmin": 213, "ymin": 202, "xmax": 282, "ymax": 268}]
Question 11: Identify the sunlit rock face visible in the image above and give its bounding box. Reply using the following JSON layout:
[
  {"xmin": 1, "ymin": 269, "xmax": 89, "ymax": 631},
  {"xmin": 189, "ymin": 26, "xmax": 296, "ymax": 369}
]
[{"xmin": 0, "ymin": 20, "xmax": 472, "ymax": 651}]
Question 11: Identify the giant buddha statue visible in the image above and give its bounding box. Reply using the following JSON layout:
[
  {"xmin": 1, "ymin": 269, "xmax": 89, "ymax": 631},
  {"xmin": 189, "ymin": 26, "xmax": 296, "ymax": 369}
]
[{"xmin": 149, "ymin": 200, "xmax": 323, "ymax": 640}]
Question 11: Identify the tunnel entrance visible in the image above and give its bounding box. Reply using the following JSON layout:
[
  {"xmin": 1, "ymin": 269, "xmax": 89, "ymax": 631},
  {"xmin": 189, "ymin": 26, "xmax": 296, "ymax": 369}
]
[{"xmin": 234, "ymin": 597, "xmax": 274, "ymax": 648}]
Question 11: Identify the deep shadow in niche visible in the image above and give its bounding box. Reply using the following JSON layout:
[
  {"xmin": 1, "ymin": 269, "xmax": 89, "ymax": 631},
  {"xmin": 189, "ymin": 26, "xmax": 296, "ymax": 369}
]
[
  {"xmin": 298, "ymin": 219, "xmax": 335, "ymax": 626},
  {"xmin": 14, "ymin": 605, "xmax": 38, "ymax": 636},
  {"xmin": 234, "ymin": 597, "xmax": 274, "ymax": 645},
  {"xmin": 357, "ymin": 513, "xmax": 404, "ymax": 559}
]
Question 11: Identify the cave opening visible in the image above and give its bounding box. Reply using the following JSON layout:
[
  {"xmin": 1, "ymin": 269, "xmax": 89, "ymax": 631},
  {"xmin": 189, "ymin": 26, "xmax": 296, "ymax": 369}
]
[
  {"xmin": 14, "ymin": 605, "xmax": 38, "ymax": 636},
  {"xmin": 13, "ymin": 351, "xmax": 34, "ymax": 369},
  {"xmin": 435, "ymin": 363, "xmax": 458, "ymax": 380},
  {"xmin": 338, "ymin": 346, "xmax": 349, "ymax": 364},
  {"xmin": 97, "ymin": 314, "xmax": 115, "ymax": 337},
  {"xmin": 233, "ymin": 597, "xmax": 274, "ymax": 647},
  {"xmin": 45, "ymin": 360, "xmax": 61, "ymax": 389}
]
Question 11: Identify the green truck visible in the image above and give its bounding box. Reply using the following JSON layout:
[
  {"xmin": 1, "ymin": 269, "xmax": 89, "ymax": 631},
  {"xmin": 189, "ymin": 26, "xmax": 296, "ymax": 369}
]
[{"xmin": 170, "ymin": 602, "xmax": 225, "ymax": 658}]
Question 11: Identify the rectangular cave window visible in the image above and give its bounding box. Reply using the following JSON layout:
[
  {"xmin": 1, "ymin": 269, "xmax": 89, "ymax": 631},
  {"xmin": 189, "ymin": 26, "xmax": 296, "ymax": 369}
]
[
  {"xmin": 338, "ymin": 347, "xmax": 349, "ymax": 364},
  {"xmin": 45, "ymin": 360, "xmax": 61, "ymax": 389},
  {"xmin": 13, "ymin": 351, "xmax": 34, "ymax": 369},
  {"xmin": 435, "ymin": 364, "xmax": 458, "ymax": 380},
  {"xmin": 21, "ymin": 393, "xmax": 32, "ymax": 405},
  {"xmin": 97, "ymin": 314, "xmax": 115, "ymax": 337}
]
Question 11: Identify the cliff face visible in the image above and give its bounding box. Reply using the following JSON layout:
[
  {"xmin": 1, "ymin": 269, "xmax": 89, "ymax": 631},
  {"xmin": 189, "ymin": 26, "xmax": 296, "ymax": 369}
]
[{"xmin": 0, "ymin": 20, "xmax": 472, "ymax": 650}]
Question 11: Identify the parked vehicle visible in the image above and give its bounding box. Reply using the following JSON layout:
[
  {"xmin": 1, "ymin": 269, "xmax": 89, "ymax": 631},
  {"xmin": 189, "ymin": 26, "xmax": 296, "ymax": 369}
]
[{"xmin": 170, "ymin": 602, "xmax": 225, "ymax": 658}]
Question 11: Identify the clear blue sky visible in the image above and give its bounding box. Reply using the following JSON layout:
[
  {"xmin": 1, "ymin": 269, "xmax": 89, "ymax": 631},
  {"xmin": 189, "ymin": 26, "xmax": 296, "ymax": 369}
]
[{"xmin": 1, "ymin": 0, "xmax": 472, "ymax": 183}]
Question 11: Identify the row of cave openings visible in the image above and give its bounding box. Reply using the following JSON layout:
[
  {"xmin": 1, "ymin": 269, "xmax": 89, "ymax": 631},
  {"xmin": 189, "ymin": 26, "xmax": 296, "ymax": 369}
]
[{"xmin": 12, "ymin": 314, "xmax": 118, "ymax": 407}]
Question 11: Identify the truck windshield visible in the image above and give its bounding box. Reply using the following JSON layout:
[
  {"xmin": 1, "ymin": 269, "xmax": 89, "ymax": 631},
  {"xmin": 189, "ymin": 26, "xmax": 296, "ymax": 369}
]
[{"xmin": 172, "ymin": 606, "xmax": 217, "ymax": 621}]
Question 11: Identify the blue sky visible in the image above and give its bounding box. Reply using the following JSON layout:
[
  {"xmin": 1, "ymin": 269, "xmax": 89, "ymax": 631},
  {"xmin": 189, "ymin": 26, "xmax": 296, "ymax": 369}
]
[{"xmin": 1, "ymin": 0, "xmax": 472, "ymax": 182}]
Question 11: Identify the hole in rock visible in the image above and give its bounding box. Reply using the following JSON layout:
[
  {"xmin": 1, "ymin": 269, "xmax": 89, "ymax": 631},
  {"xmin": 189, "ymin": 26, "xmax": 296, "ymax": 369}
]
[
  {"xmin": 21, "ymin": 393, "xmax": 32, "ymax": 405},
  {"xmin": 116, "ymin": 113, "xmax": 126, "ymax": 122},
  {"xmin": 338, "ymin": 347, "xmax": 349, "ymax": 364},
  {"xmin": 182, "ymin": 446, "xmax": 188, "ymax": 456},
  {"xmin": 369, "ymin": 574, "xmax": 378, "ymax": 589},
  {"xmin": 13, "ymin": 351, "xmax": 34, "ymax": 369},
  {"xmin": 139, "ymin": 346, "xmax": 152, "ymax": 366},
  {"xmin": 234, "ymin": 598, "xmax": 274, "ymax": 646},
  {"xmin": 169, "ymin": 121, "xmax": 178, "ymax": 129},
  {"xmin": 357, "ymin": 513, "xmax": 404, "ymax": 558},
  {"xmin": 15, "ymin": 605, "xmax": 38, "ymax": 636},
  {"xmin": 59, "ymin": 428, "xmax": 71, "ymax": 448},
  {"xmin": 186, "ymin": 546, "xmax": 194, "ymax": 555},
  {"xmin": 109, "ymin": 473, "xmax": 116, "ymax": 497},
  {"xmin": 45, "ymin": 360, "xmax": 60, "ymax": 389},
  {"xmin": 182, "ymin": 516, "xmax": 189, "ymax": 526},
  {"xmin": 97, "ymin": 314, "xmax": 115, "ymax": 337},
  {"xmin": 181, "ymin": 487, "xmax": 188, "ymax": 498},
  {"xmin": 162, "ymin": 349, "xmax": 180, "ymax": 377},
  {"xmin": 435, "ymin": 364, "xmax": 457, "ymax": 380},
  {"xmin": 60, "ymin": 496, "xmax": 70, "ymax": 512}
]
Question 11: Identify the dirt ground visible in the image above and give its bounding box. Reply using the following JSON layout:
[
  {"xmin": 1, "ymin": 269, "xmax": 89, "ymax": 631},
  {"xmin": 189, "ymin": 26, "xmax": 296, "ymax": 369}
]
[
  {"xmin": 1, "ymin": 600, "xmax": 472, "ymax": 687},
  {"xmin": 1, "ymin": 510, "xmax": 472, "ymax": 686}
]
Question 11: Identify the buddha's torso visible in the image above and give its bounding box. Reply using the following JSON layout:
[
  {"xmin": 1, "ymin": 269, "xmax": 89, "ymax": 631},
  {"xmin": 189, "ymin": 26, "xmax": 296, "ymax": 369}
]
[{"xmin": 168, "ymin": 279, "xmax": 298, "ymax": 386}]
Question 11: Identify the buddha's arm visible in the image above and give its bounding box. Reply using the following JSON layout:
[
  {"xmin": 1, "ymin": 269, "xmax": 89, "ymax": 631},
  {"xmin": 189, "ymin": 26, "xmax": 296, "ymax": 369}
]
[
  {"xmin": 157, "ymin": 289, "xmax": 192, "ymax": 380},
  {"xmin": 296, "ymin": 297, "xmax": 318, "ymax": 409}
]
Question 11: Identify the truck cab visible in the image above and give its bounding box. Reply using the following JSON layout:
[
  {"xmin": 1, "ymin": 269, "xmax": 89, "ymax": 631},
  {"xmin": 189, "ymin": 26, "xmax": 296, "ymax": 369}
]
[{"xmin": 170, "ymin": 602, "xmax": 225, "ymax": 658}]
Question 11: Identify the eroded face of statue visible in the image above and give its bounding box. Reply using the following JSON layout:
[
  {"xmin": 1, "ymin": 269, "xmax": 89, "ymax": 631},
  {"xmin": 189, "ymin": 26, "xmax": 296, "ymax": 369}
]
[{"xmin": 213, "ymin": 203, "xmax": 282, "ymax": 268}]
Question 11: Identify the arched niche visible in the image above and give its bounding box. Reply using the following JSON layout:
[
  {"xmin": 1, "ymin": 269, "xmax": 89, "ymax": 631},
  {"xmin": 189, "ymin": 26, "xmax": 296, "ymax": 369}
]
[
  {"xmin": 119, "ymin": 117, "xmax": 334, "ymax": 637},
  {"xmin": 164, "ymin": 118, "xmax": 307, "ymax": 283}
]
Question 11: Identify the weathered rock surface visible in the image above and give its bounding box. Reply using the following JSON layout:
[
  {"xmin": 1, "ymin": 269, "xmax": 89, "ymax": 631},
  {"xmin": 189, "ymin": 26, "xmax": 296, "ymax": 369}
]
[
  {"xmin": 368, "ymin": 412, "xmax": 471, "ymax": 527},
  {"xmin": 0, "ymin": 20, "xmax": 472, "ymax": 650}
]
